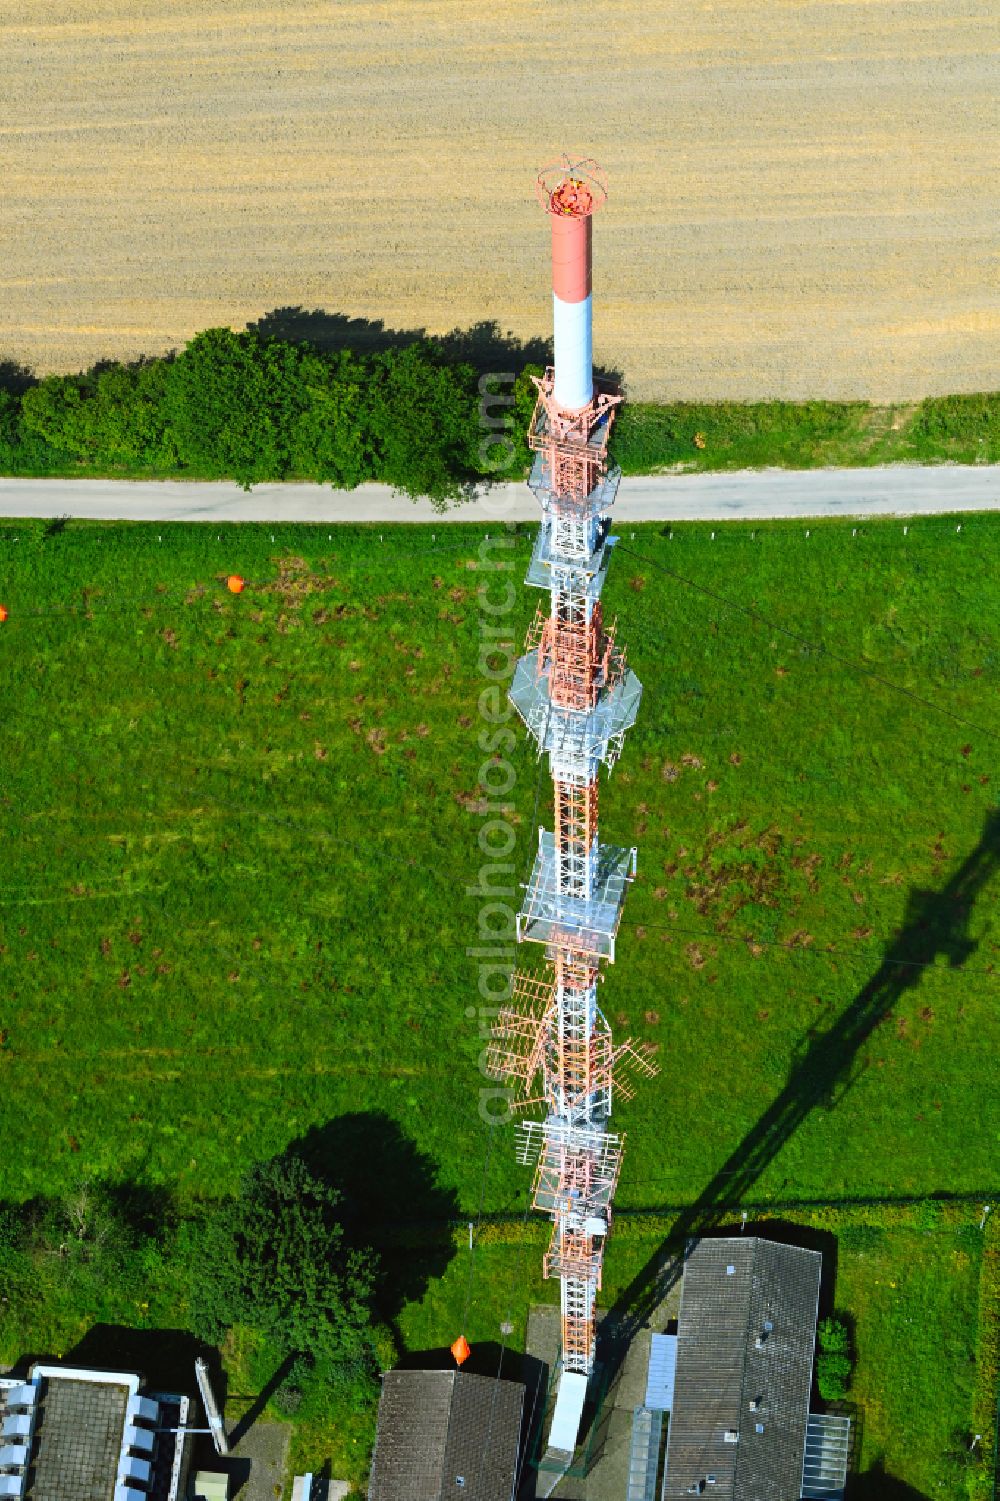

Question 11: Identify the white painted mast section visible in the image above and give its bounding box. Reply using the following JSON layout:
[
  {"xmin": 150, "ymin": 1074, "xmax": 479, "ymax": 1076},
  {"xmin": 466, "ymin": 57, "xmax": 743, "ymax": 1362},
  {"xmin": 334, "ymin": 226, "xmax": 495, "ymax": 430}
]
[{"xmin": 552, "ymin": 294, "xmax": 593, "ymax": 412}]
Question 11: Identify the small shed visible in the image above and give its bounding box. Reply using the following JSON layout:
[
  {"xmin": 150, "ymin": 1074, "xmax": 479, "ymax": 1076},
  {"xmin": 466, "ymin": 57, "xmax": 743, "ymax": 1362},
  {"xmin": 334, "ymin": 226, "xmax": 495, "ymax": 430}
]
[
  {"xmin": 644, "ymin": 1333, "xmax": 678, "ymax": 1412},
  {"xmin": 191, "ymin": 1474, "xmax": 229, "ymax": 1501}
]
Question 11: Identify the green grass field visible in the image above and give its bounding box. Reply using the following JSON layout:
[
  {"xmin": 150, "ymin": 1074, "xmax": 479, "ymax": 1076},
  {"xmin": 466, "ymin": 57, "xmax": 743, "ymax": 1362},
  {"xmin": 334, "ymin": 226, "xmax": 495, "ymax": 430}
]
[
  {"xmin": 835, "ymin": 1216, "xmax": 983, "ymax": 1496},
  {"xmin": 611, "ymin": 392, "xmax": 1000, "ymax": 473},
  {"xmin": 1, "ymin": 513, "xmax": 998, "ymax": 1492}
]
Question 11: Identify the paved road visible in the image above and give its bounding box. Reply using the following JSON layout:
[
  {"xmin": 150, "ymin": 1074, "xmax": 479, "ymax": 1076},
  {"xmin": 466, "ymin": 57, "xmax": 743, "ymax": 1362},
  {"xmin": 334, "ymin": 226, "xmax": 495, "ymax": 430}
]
[{"xmin": 0, "ymin": 466, "xmax": 998, "ymax": 525}]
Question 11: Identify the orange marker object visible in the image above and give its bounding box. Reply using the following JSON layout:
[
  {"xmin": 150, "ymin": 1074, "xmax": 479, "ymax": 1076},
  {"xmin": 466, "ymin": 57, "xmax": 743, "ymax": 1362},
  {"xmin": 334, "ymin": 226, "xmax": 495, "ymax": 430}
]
[
  {"xmin": 0, "ymin": 606, "xmax": 7, "ymax": 623},
  {"xmin": 450, "ymin": 1335, "xmax": 471, "ymax": 1367},
  {"xmin": 227, "ymin": 575, "xmax": 245, "ymax": 594}
]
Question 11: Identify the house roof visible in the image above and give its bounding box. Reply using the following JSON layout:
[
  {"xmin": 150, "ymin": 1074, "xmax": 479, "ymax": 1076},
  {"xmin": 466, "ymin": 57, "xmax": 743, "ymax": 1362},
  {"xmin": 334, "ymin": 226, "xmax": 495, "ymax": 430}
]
[
  {"xmin": 662, "ymin": 1236, "xmax": 822, "ymax": 1501},
  {"xmin": 367, "ymin": 1369, "xmax": 524, "ymax": 1501}
]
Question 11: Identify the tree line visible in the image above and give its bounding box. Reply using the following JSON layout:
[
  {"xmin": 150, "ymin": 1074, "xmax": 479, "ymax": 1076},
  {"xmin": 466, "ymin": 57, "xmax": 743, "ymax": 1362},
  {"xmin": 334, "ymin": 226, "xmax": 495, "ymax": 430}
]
[
  {"xmin": 0, "ymin": 1151, "xmax": 390, "ymax": 1416},
  {"xmin": 0, "ymin": 329, "xmax": 540, "ymax": 503},
  {"xmin": 4, "ymin": 329, "xmax": 995, "ymax": 493}
]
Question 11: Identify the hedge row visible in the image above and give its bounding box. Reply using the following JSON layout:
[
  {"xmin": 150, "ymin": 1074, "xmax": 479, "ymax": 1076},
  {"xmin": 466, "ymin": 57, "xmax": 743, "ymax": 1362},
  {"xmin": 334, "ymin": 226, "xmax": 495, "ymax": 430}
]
[
  {"xmin": 2, "ymin": 328, "xmax": 998, "ymax": 497},
  {"xmin": 612, "ymin": 391, "xmax": 1000, "ymax": 471},
  {"xmin": 0, "ymin": 329, "xmax": 539, "ymax": 504}
]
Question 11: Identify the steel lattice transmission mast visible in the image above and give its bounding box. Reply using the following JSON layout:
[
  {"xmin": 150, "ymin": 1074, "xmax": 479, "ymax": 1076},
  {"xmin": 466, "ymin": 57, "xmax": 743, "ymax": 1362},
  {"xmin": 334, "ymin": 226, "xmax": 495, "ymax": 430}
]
[{"xmin": 488, "ymin": 158, "xmax": 658, "ymax": 1460}]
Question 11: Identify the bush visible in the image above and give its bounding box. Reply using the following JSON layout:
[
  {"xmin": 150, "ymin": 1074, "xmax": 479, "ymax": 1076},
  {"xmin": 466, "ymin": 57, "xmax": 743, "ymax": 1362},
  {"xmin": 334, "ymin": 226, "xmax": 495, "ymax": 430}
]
[
  {"xmin": 164, "ymin": 328, "xmax": 309, "ymax": 488},
  {"xmin": 816, "ymin": 1349, "xmax": 852, "ymax": 1400},
  {"xmin": 817, "ymin": 1315, "xmax": 850, "ymax": 1354},
  {"xmin": 911, "ymin": 392, "xmax": 1000, "ymax": 455},
  {"xmin": 287, "ymin": 348, "xmax": 371, "ymax": 489},
  {"xmin": 363, "ymin": 341, "xmax": 479, "ymax": 504},
  {"xmin": 25, "ymin": 1182, "xmax": 136, "ymax": 1276},
  {"xmin": 513, "ymin": 364, "xmax": 544, "ymax": 474},
  {"xmin": 15, "ymin": 361, "xmax": 177, "ymax": 473},
  {"xmin": 271, "ymin": 1379, "xmax": 303, "ymax": 1416},
  {"xmin": 0, "ymin": 390, "xmax": 23, "ymax": 465},
  {"xmin": 91, "ymin": 360, "xmax": 178, "ymax": 467},
  {"xmin": 305, "ymin": 1346, "xmax": 379, "ymax": 1416},
  {"xmin": 270, "ymin": 1351, "xmax": 314, "ymax": 1416},
  {"xmin": 19, "ymin": 373, "xmax": 90, "ymax": 458},
  {"xmin": 816, "ymin": 1315, "xmax": 853, "ymax": 1401},
  {"xmin": 3, "ymin": 382, "xmax": 79, "ymax": 474},
  {"xmin": 188, "ymin": 1150, "xmax": 378, "ymax": 1367}
]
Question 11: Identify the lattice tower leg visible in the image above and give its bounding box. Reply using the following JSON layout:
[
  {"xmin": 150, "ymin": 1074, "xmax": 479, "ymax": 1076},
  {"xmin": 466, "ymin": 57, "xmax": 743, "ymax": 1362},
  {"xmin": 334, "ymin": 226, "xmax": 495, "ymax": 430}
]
[
  {"xmin": 554, "ymin": 777, "xmax": 598, "ymax": 900},
  {"xmin": 551, "ymin": 450, "xmax": 600, "ymax": 502},
  {"xmin": 552, "ymin": 953, "xmax": 604, "ymax": 1122},
  {"xmin": 553, "ymin": 510, "xmax": 593, "ymax": 562},
  {"xmin": 561, "ymin": 1267, "xmax": 597, "ymax": 1376},
  {"xmin": 550, "ymin": 586, "xmax": 601, "ymax": 711}
]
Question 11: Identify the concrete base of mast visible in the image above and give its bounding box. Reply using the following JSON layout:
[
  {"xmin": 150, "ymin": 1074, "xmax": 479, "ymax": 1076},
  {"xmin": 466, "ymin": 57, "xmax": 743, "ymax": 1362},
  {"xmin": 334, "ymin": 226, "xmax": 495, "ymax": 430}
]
[{"xmin": 548, "ymin": 1370, "xmax": 589, "ymax": 1457}]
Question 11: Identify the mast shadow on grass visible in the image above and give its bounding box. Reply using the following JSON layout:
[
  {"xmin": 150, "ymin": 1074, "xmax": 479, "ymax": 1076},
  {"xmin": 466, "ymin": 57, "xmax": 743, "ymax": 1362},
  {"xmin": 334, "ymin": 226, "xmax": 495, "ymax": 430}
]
[{"xmin": 596, "ymin": 806, "xmax": 999, "ymax": 1389}]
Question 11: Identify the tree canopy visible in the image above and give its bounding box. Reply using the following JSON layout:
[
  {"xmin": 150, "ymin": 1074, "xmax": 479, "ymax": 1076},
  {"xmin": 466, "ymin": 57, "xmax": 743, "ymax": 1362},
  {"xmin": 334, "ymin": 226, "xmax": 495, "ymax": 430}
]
[
  {"xmin": 188, "ymin": 1151, "xmax": 377, "ymax": 1368},
  {"xmin": 4, "ymin": 328, "xmax": 528, "ymax": 502}
]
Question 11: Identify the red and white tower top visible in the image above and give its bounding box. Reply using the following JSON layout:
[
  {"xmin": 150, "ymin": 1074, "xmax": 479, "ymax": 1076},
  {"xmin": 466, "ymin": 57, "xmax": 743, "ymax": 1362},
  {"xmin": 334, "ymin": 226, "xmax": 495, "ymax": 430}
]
[{"xmin": 537, "ymin": 158, "xmax": 608, "ymax": 415}]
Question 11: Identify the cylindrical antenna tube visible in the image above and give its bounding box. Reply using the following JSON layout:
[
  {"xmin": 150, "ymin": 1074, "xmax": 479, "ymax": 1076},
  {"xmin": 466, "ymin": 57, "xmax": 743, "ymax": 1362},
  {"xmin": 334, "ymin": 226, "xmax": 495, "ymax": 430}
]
[
  {"xmin": 538, "ymin": 164, "xmax": 606, "ymax": 415},
  {"xmin": 551, "ymin": 212, "xmax": 593, "ymax": 412}
]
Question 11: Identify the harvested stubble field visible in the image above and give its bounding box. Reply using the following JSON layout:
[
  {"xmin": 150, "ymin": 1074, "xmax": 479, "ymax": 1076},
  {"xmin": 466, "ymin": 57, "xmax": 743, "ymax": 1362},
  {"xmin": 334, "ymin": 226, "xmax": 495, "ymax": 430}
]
[{"xmin": 4, "ymin": 0, "xmax": 999, "ymax": 401}]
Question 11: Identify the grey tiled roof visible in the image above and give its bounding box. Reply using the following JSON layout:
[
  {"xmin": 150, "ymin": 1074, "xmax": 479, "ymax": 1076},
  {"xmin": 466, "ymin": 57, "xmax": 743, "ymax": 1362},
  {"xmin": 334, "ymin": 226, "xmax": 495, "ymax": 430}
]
[
  {"xmin": 367, "ymin": 1370, "xmax": 524, "ymax": 1501},
  {"xmin": 662, "ymin": 1237, "xmax": 821, "ymax": 1501}
]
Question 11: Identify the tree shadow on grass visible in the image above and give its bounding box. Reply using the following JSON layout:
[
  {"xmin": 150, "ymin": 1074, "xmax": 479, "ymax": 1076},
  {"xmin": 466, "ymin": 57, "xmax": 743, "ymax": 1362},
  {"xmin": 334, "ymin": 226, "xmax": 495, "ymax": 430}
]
[
  {"xmin": 0, "ymin": 354, "xmax": 174, "ymax": 392},
  {"xmin": 247, "ymin": 306, "xmax": 623, "ymax": 387},
  {"xmin": 247, "ymin": 307, "xmax": 549, "ymax": 377},
  {"xmin": 598, "ymin": 806, "xmax": 1000, "ymax": 1380},
  {"xmin": 0, "ymin": 360, "xmax": 37, "ymax": 396},
  {"xmin": 12, "ymin": 1176, "xmax": 177, "ymax": 1240},
  {"xmin": 288, "ymin": 1111, "xmax": 461, "ymax": 1336}
]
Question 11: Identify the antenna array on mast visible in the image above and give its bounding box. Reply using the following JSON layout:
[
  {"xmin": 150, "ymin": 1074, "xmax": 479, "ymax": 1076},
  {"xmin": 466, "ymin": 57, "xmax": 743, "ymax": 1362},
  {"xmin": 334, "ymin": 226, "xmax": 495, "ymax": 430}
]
[{"xmin": 487, "ymin": 158, "xmax": 658, "ymax": 1460}]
